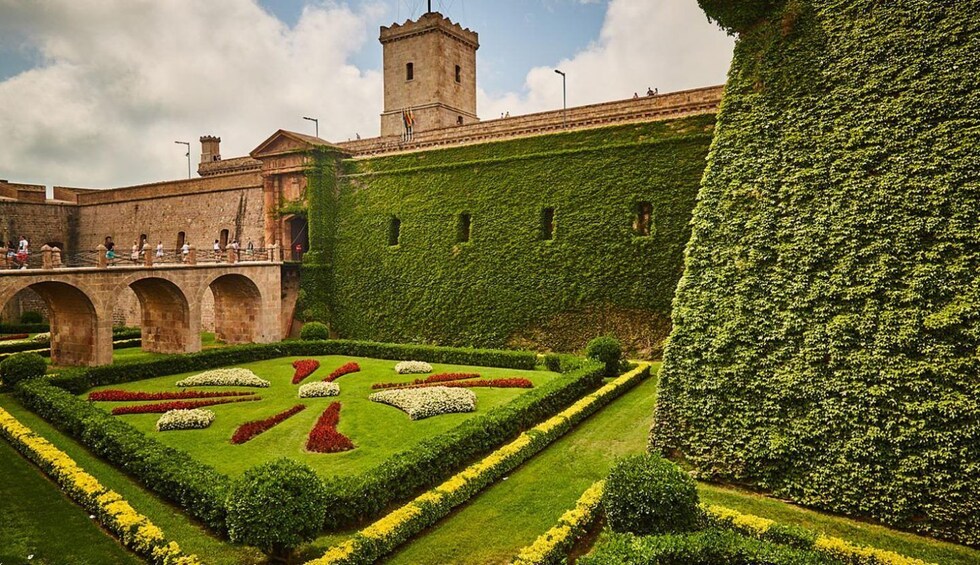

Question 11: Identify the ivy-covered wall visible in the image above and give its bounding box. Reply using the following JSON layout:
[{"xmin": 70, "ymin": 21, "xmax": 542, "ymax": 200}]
[
  {"xmin": 653, "ymin": 1, "xmax": 978, "ymax": 545},
  {"xmin": 306, "ymin": 116, "xmax": 714, "ymax": 357}
]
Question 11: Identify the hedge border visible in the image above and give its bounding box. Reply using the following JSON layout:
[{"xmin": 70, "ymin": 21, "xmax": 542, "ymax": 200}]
[{"xmin": 512, "ymin": 480, "xmax": 606, "ymax": 565}]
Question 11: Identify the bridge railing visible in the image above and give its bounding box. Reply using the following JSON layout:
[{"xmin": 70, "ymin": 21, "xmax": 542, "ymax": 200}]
[{"xmin": 0, "ymin": 244, "xmax": 283, "ymax": 272}]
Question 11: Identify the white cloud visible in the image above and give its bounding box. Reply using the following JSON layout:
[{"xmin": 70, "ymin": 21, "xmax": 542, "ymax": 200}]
[
  {"xmin": 0, "ymin": 0, "xmax": 384, "ymax": 188},
  {"xmin": 478, "ymin": 0, "xmax": 733, "ymax": 119}
]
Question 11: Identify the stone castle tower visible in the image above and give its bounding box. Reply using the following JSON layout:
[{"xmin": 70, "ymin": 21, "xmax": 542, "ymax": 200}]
[{"xmin": 379, "ymin": 10, "xmax": 479, "ymax": 137}]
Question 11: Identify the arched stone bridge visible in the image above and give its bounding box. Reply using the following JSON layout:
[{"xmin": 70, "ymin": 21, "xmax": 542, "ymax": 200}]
[{"xmin": 0, "ymin": 263, "xmax": 282, "ymax": 366}]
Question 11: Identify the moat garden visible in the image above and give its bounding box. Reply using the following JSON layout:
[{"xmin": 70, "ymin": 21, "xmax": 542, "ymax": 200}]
[{"xmin": 0, "ymin": 328, "xmax": 976, "ymax": 564}]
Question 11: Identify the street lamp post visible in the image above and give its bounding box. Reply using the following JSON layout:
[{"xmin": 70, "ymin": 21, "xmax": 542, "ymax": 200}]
[
  {"xmin": 554, "ymin": 69, "xmax": 566, "ymax": 127},
  {"xmin": 303, "ymin": 116, "xmax": 319, "ymax": 138},
  {"xmin": 174, "ymin": 141, "xmax": 190, "ymax": 179}
]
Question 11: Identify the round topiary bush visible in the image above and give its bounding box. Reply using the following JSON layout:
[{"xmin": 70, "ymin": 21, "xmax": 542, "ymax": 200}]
[
  {"xmin": 300, "ymin": 321, "xmax": 329, "ymax": 341},
  {"xmin": 586, "ymin": 336, "xmax": 622, "ymax": 378},
  {"xmin": 226, "ymin": 458, "xmax": 327, "ymax": 562},
  {"xmin": 603, "ymin": 453, "xmax": 702, "ymax": 535},
  {"xmin": 0, "ymin": 352, "xmax": 47, "ymax": 388}
]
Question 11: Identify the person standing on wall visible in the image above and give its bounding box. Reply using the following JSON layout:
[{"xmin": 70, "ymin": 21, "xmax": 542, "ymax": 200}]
[
  {"xmin": 155, "ymin": 241, "xmax": 164, "ymax": 260},
  {"xmin": 246, "ymin": 239, "xmax": 254, "ymax": 258},
  {"xmin": 213, "ymin": 239, "xmax": 221, "ymax": 262},
  {"xmin": 181, "ymin": 241, "xmax": 190, "ymax": 262}
]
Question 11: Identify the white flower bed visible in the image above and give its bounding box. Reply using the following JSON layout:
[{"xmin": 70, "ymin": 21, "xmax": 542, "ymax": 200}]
[
  {"xmin": 156, "ymin": 409, "xmax": 215, "ymax": 431},
  {"xmin": 175, "ymin": 368, "xmax": 269, "ymax": 388},
  {"xmin": 369, "ymin": 386, "xmax": 476, "ymax": 420},
  {"xmin": 394, "ymin": 360, "xmax": 433, "ymax": 374},
  {"xmin": 298, "ymin": 381, "xmax": 340, "ymax": 398}
]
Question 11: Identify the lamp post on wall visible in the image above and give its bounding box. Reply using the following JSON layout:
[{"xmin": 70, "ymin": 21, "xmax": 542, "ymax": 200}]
[
  {"xmin": 174, "ymin": 141, "xmax": 190, "ymax": 179},
  {"xmin": 554, "ymin": 69, "xmax": 566, "ymax": 127},
  {"xmin": 303, "ymin": 116, "xmax": 319, "ymax": 138}
]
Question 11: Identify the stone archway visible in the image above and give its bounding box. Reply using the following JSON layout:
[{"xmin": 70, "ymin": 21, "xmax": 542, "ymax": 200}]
[
  {"xmin": 21, "ymin": 281, "xmax": 109, "ymax": 366},
  {"xmin": 129, "ymin": 277, "xmax": 200, "ymax": 354},
  {"xmin": 208, "ymin": 273, "xmax": 263, "ymax": 344}
]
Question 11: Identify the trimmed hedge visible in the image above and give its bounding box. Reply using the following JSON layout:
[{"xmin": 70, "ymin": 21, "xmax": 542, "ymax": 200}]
[
  {"xmin": 0, "ymin": 352, "xmax": 47, "ymax": 388},
  {"xmin": 305, "ymin": 117, "xmax": 713, "ymax": 358},
  {"xmin": 603, "ymin": 454, "xmax": 702, "ymax": 536},
  {"xmin": 579, "ymin": 530, "xmax": 834, "ymax": 565},
  {"xmin": 0, "ymin": 323, "xmax": 49, "ymax": 334},
  {"xmin": 654, "ymin": 0, "xmax": 980, "ymax": 545},
  {"xmin": 50, "ymin": 339, "xmax": 538, "ymax": 394},
  {"xmin": 14, "ymin": 378, "xmax": 231, "ymax": 532}
]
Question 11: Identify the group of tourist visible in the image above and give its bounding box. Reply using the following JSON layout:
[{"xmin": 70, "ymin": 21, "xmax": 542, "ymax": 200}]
[
  {"xmin": 4, "ymin": 236, "xmax": 30, "ymax": 269},
  {"xmin": 101, "ymin": 235, "xmax": 255, "ymax": 265}
]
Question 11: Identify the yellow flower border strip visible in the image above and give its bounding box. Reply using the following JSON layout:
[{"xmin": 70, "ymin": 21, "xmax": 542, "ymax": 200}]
[
  {"xmin": 703, "ymin": 504, "xmax": 934, "ymax": 565},
  {"xmin": 511, "ymin": 480, "xmax": 605, "ymax": 565},
  {"xmin": 0, "ymin": 407, "xmax": 201, "ymax": 565},
  {"xmin": 307, "ymin": 363, "xmax": 652, "ymax": 565}
]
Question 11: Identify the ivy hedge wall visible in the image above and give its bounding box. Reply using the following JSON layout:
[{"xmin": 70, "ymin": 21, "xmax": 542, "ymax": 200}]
[
  {"xmin": 304, "ymin": 116, "xmax": 714, "ymax": 357},
  {"xmin": 653, "ymin": 0, "xmax": 978, "ymax": 545}
]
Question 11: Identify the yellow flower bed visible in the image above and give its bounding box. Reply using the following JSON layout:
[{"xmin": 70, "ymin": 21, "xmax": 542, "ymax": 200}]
[
  {"xmin": 0, "ymin": 407, "xmax": 200, "ymax": 565},
  {"xmin": 512, "ymin": 480, "xmax": 606, "ymax": 565},
  {"xmin": 703, "ymin": 504, "xmax": 933, "ymax": 565}
]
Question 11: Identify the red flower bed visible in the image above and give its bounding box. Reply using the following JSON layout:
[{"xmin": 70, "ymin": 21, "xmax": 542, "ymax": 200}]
[
  {"xmin": 0, "ymin": 333, "xmax": 30, "ymax": 341},
  {"xmin": 324, "ymin": 362, "xmax": 360, "ymax": 382},
  {"xmin": 372, "ymin": 377, "xmax": 534, "ymax": 391},
  {"xmin": 89, "ymin": 390, "xmax": 256, "ymax": 402},
  {"xmin": 371, "ymin": 372, "xmax": 480, "ymax": 390},
  {"xmin": 291, "ymin": 359, "xmax": 321, "ymax": 384},
  {"xmin": 306, "ymin": 402, "xmax": 355, "ymax": 453},
  {"xmin": 231, "ymin": 404, "xmax": 306, "ymax": 445},
  {"xmin": 111, "ymin": 396, "xmax": 261, "ymax": 415}
]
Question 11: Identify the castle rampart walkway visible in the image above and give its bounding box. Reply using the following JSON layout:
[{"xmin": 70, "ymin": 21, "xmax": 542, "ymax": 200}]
[{"xmin": 0, "ymin": 259, "xmax": 282, "ymax": 367}]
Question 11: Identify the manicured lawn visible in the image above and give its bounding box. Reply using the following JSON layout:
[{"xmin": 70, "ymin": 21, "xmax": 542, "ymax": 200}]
[
  {"xmin": 110, "ymin": 332, "xmax": 221, "ymax": 364},
  {"xmin": 0, "ymin": 436, "xmax": 141, "ymax": 565},
  {"xmin": 84, "ymin": 355, "xmax": 556, "ymax": 478},
  {"xmin": 386, "ymin": 369, "xmax": 661, "ymax": 565}
]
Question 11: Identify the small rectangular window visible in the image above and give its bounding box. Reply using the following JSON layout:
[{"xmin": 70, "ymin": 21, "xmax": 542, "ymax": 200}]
[
  {"xmin": 455, "ymin": 64, "xmax": 461, "ymax": 83},
  {"xmin": 633, "ymin": 201, "xmax": 653, "ymax": 236},
  {"xmin": 406, "ymin": 62, "xmax": 414, "ymax": 81},
  {"xmin": 457, "ymin": 213, "xmax": 471, "ymax": 243},
  {"xmin": 540, "ymin": 207, "xmax": 555, "ymax": 240},
  {"xmin": 388, "ymin": 217, "xmax": 401, "ymax": 246}
]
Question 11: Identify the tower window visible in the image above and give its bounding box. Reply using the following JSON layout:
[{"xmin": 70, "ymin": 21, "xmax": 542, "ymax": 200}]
[
  {"xmin": 457, "ymin": 213, "xmax": 471, "ymax": 243},
  {"xmin": 457, "ymin": 115, "xmax": 464, "ymax": 125},
  {"xmin": 388, "ymin": 217, "xmax": 401, "ymax": 246},
  {"xmin": 176, "ymin": 231, "xmax": 185, "ymax": 250},
  {"xmin": 633, "ymin": 201, "xmax": 653, "ymax": 236},
  {"xmin": 406, "ymin": 62, "xmax": 414, "ymax": 81},
  {"xmin": 455, "ymin": 65, "xmax": 461, "ymax": 83},
  {"xmin": 540, "ymin": 207, "xmax": 555, "ymax": 240}
]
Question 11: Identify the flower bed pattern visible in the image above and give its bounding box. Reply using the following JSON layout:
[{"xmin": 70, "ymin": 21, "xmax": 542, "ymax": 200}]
[
  {"xmin": 292, "ymin": 359, "xmax": 321, "ymax": 384},
  {"xmin": 111, "ymin": 396, "xmax": 261, "ymax": 415},
  {"xmin": 372, "ymin": 377, "xmax": 533, "ymax": 391},
  {"xmin": 0, "ymin": 407, "xmax": 201, "ymax": 564},
  {"xmin": 513, "ymin": 481, "xmax": 605, "ymax": 565},
  {"xmin": 369, "ymin": 386, "xmax": 477, "ymax": 420},
  {"xmin": 371, "ymin": 373, "xmax": 480, "ymax": 389},
  {"xmin": 309, "ymin": 363, "xmax": 651, "ymax": 565},
  {"xmin": 325, "ymin": 362, "xmax": 361, "ymax": 382},
  {"xmin": 703, "ymin": 504, "xmax": 932, "ymax": 565},
  {"xmin": 175, "ymin": 368, "xmax": 269, "ymax": 388},
  {"xmin": 0, "ymin": 333, "xmax": 29, "ymax": 341},
  {"xmin": 89, "ymin": 389, "xmax": 256, "ymax": 402},
  {"xmin": 299, "ymin": 381, "xmax": 340, "ymax": 398},
  {"xmin": 156, "ymin": 409, "xmax": 215, "ymax": 432},
  {"xmin": 306, "ymin": 402, "xmax": 355, "ymax": 453},
  {"xmin": 394, "ymin": 361, "xmax": 432, "ymax": 374},
  {"xmin": 231, "ymin": 404, "xmax": 306, "ymax": 444}
]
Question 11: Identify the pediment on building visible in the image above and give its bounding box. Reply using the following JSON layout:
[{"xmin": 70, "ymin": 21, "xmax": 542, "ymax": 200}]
[{"xmin": 249, "ymin": 129, "xmax": 344, "ymax": 159}]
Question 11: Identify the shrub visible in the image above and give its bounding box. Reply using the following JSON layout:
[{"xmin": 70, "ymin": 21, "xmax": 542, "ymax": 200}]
[
  {"xmin": 300, "ymin": 321, "xmax": 329, "ymax": 341},
  {"xmin": 586, "ymin": 336, "xmax": 622, "ymax": 378},
  {"xmin": 0, "ymin": 352, "xmax": 46, "ymax": 387},
  {"xmin": 19, "ymin": 311, "xmax": 43, "ymax": 324},
  {"xmin": 603, "ymin": 453, "xmax": 701, "ymax": 536},
  {"xmin": 544, "ymin": 353, "xmax": 561, "ymax": 372},
  {"xmin": 226, "ymin": 458, "xmax": 327, "ymax": 561}
]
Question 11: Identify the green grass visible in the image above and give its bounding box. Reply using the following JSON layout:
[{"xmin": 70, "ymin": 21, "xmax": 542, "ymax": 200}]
[
  {"xmin": 0, "ymin": 394, "xmax": 262, "ymax": 565},
  {"xmin": 109, "ymin": 332, "xmax": 221, "ymax": 364},
  {"xmin": 387, "ymin": 367, "xmax": 662, "ymax": 564},
  {"xmin": 85, "ymin": 356, "xmax": 556, "ymax": 478},
  {"xmin": 0, "ymin": 435, "xmax": 142, "ymax": 565}
]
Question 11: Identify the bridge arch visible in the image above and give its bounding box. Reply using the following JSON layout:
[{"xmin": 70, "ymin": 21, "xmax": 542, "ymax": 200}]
[
  {"xmin": 127, "ymin": 276, "xmax": 201, "ymax": 354},
  {"xmin": 206, "ymin": 273, "xmax": 268, "ymax": 344},
  {"xmin": 0, "ymin": 280, "xmax": 111, "ymax": 366}
]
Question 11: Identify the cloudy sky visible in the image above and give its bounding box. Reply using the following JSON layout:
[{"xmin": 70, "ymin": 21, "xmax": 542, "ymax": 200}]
[{"xmin": 0, "ymin": 0, "xmax": 734, "ymax": 189}]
